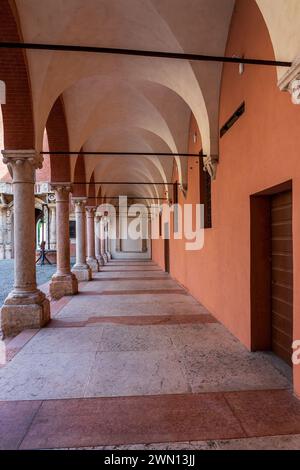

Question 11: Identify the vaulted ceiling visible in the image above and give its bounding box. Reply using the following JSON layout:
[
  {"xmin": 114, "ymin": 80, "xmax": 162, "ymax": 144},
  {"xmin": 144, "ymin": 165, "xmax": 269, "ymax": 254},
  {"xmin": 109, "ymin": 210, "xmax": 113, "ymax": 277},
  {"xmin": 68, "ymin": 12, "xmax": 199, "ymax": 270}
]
[
  {"xmin": 13, "ymin": 0, "xmax": 235, "ymax": 202},
  {"xmin": 3, "ymin": 0, "xmax": 300, "ymax": 202}
]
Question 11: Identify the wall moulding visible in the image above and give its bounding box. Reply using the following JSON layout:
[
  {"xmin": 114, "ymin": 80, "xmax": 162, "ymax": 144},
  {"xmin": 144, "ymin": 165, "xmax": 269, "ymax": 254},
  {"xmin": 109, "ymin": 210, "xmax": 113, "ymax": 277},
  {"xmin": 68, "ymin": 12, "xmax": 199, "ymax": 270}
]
[
  {"xmin": 203, "ymin": 155, "xmax": 219, "ymax": 180},
  {"xmin": 278, "ymin": 58, "xmax": 300, "ymax": 104}
]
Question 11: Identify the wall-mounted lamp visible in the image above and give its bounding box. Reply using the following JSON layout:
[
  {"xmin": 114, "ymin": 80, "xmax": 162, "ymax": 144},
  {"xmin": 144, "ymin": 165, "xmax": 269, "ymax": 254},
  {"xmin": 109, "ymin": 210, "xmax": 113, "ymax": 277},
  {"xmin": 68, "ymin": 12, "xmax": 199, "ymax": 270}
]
[
  {"xmin": 239, "ymin": 62, "xmax": 244, "ymax": 75},
  {"xmin": 232, "ymin": 55, "xmax": 244, "ymax": 75}
]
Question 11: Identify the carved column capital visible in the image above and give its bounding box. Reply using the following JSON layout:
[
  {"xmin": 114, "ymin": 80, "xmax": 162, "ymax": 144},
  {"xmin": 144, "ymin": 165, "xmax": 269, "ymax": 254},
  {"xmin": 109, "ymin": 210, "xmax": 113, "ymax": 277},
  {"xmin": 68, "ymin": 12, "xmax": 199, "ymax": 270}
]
[
  {"xmin": 72, "ymin": 197, "xmax": 88, "ymax": 212},
  {"xmin": 1, "ymin": 150, "xmax": 43, "ymax": 183},
  {"xmin": 203, "ymin": 155, "xmax": 219, "ymax": 180},
  {"xmin": 51, "ymin": 183, "xmax": 73, "ymax": 203},
  {"xmin": 178, "ymin": 183, "xmax": 187, "ymax": 198},
  {"xmin": 0, "ymin": 193, "xmax": 8, "ymax": 208},
  {"xmin": 86, "ymin": 206, "xmax": 96, "ymax": 217},
  {"xmin": 278, "ymin": 58, "xmax": 300, "ymax": 104}
]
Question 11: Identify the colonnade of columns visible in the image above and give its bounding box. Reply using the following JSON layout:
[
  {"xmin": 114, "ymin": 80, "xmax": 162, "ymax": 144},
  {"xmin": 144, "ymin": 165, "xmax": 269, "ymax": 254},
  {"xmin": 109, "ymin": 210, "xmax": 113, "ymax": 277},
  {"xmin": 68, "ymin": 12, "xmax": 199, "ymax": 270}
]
[
  {"xmin": 71, "ymin": 199, "xmax": 110, "ymax": 279},
  {"xmin": 0, "ymin": 150, "xmax": 111, "ymax": 338}
]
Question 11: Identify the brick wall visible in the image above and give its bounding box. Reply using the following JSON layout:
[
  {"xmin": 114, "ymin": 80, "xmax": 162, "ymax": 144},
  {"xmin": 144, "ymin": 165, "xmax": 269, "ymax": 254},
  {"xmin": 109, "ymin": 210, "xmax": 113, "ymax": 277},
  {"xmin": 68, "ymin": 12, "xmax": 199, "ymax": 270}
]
[{"xmin": 0, "ymin": 0, "xmax": 34, "ymax": 150}]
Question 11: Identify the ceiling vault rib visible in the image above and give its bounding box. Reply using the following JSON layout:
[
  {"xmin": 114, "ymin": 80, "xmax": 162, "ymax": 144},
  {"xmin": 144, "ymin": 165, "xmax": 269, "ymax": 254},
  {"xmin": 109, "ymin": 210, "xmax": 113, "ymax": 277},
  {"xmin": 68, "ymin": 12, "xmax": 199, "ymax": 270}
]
[{"xmin": 0, "ymin": 42, "xmax": 291, "ymax": 67}]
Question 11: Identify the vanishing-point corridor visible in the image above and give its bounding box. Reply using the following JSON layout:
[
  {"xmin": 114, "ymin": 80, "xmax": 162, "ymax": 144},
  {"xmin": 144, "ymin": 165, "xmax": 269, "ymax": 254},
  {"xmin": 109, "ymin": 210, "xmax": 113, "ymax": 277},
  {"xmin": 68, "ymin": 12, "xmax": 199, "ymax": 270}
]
[
  {"xmin": 1, "ymin": 259, "xmax": 299, "ymax": 450},
  {"xmin": 1, "ymin": 0, "xmax": 300, "ymax": 453}
]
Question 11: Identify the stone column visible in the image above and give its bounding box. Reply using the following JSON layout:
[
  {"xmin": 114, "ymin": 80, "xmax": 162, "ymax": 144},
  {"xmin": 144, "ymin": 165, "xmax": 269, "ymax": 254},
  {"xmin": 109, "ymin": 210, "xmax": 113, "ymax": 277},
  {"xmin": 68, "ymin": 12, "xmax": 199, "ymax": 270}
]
[
  {"xmin": 0, "ymin": 205, "xmax": 5, "ymax": 260},
  {"xmin": 49, "ymin": 204, "xmax": 57, "ymax": 250},
  {"xmin": 115, "ymin": 212, "xmax": 121, "ymax": 252},
  {"xmin": 0, "ymin": 150, "xmax": 50, "ymax": 338},
  {"xmin": 100, "ymin": 217, "xmax": 108, "ymax": 263},
  {"xmin": 4, "ymin": 207, "xmax": 13, "ymax": 259},
  {"xmin": 86, "ymin": 207, "xmax": 100, "ymax": 272},
  {"xmin": 95, "ymin": 215, "xmax": 104, "ymax": 266},
  {"xmin": 49, "ymin": 184, "xmax": 78, "ymax": 299},
  {"xmin": 71, "ymin": 198, "xmax": 92, "ymax": 281},
  {"xmin": 43, "ymin": 205, "xmax": 50, "ymax": 249},
  {"xmin": 105, "ymin": 219, "xmax": 112, "ymax": 260}
]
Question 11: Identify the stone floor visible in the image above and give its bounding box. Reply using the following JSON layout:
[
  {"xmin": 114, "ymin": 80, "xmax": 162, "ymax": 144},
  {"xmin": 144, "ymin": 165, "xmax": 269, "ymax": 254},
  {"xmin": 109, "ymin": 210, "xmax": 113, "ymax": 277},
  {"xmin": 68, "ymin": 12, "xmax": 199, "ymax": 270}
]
[{"xmin": 0, "ymin": 259, "xmax": 299, "ymax": 450}]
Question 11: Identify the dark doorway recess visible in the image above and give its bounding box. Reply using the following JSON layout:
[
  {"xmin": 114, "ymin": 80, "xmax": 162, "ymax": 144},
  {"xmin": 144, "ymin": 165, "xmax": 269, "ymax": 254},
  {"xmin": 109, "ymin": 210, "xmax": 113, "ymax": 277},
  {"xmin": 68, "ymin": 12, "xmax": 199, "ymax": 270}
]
[
  {"xmin": 164, "ymin": 238, "xmax": 170, "ymax": 273},
  {"xmin": 250, "ymin": 181, "xmax": 293, "ymax": 367},
  {"xmin": 199, "ymin": 151, "xmax": 212, "ymax": 229}
]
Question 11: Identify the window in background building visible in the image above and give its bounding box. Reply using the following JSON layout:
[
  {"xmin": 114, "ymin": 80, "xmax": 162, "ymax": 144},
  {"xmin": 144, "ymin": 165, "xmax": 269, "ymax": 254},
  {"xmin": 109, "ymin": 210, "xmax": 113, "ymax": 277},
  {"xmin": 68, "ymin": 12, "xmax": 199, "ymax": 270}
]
[{"xmin": 69, "ymin": 220, "xmax": 76, "ymax": 239}]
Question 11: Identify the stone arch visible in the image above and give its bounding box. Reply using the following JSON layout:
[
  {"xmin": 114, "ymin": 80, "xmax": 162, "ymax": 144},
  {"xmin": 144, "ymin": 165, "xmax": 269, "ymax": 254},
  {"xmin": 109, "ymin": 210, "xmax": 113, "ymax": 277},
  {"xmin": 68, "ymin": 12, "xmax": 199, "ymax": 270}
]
[
  {"xmin": 73, "ymin": 154, "xmax": 87, "ymax": 198},
  {"xmin": 87, "ymin": 173, "xmax": 97, "ymax": 207},
  {"xmin": 45, "ymin": 96, "xmax": 71, "ymax": 182}
]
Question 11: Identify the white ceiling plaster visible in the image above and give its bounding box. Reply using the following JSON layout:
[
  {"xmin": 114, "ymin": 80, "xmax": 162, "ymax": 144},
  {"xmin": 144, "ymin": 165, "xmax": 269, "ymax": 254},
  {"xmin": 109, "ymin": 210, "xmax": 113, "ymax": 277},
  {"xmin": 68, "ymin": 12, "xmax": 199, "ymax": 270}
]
[
  {"xmin": 14, "ymin": 0, "xmax": 236, "ymax": 198},
  {"xmin": 14, "ymin": 0, "xmax": 296, "ymax": 198},
  {"xmin": 255, "ymin": 0, "xmax": 300, "ymax": 80}
]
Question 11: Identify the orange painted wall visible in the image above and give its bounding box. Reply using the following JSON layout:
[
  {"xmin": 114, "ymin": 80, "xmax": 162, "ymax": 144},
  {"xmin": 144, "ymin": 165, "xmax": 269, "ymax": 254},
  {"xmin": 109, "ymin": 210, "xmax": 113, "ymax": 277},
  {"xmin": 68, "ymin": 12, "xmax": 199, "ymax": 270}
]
[{"xmin": 152, "ymin": 0, "xmax": 300, "ymax": 396}]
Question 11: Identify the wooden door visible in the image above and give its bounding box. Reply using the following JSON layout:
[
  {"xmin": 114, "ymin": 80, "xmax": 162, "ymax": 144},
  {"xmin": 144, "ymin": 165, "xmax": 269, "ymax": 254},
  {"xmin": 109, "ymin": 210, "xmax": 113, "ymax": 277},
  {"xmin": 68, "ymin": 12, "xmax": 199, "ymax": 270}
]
[{"xmin": 271, "ymin": 191, "xmax": 293, "ymax": 365}]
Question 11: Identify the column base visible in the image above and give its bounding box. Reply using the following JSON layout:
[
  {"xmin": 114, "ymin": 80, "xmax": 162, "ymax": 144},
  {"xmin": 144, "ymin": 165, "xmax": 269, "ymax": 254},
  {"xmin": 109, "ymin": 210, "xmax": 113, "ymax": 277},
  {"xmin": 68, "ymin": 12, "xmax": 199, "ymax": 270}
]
[
  {"xmin": 106, "ymin": 251, "xmax": 112, "ymax": 260},
  {"xmin": 72, "ymin": 264, "xmax": 92, "ymax": 281},
  {"xmin": 87, "ymin": 257, "xmax": 100, "ymax": 272},
  {"xmin": 49, "ymin": 273, "xmax": 78, "ymax": 300},
  {"xmin": 0, "ymin": 290, "xmax": 50, "ymax": 339},
  {"xmin": 97, "ymin": 255, "xmax": 105, "ymax": 266},
  {"xmin": 102, "ymin": 253, "xmax": 108, "ymax": 263}
]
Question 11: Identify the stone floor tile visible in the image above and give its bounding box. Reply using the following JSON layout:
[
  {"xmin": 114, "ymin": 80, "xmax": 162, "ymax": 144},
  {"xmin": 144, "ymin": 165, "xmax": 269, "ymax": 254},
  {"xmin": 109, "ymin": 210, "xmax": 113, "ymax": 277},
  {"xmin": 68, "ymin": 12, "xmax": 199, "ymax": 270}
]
[
  {"xmin": 0, "ymin": 352, "xmax": 96, "ymax": 400},
  {"xmin": 181, "ymin": 349, "xmax": 290, "ymax": 393},
  {"xmin": 18, "ymin": 326, "xmax": 103, "ymax": 354},
  {"xmin": 20, "ymin": 393, "xmax": 244, "ymax": 449},
  {"xmin": 98, "ymin": 324, "xmax": 175, "ymax": 352},
  {"xmin": 225, "ymin": 389, "xmax": 300, "ymax": 437},
  {"xmin": 84, "ymin": 350, "xmax": 189, "ymax": 397},
  {"xmin": 0, "ymin": 400, "xmax": 41, "ymax": 450}
]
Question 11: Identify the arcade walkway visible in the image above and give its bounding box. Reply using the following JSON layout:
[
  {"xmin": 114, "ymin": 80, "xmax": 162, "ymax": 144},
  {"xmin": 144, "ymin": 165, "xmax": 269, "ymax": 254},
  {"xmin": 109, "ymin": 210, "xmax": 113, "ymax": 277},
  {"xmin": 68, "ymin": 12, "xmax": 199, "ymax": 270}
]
[{"xmin": 0, "ymin": 260, "xmax": 299, "ymax": 450}]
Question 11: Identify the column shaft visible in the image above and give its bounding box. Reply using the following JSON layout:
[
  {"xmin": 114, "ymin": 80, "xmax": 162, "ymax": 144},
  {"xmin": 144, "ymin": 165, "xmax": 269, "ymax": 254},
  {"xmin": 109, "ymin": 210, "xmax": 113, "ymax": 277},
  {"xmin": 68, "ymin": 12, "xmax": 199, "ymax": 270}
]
[
  {"xmin": 105, "ymin": 219, "xmax": 111, "ymax": 260},
  {"xmin": 49, "ymin": 205, "xmax": 56, "ymax": 250},
  {"xmin": 49, "ymin": 185, "xmax": 78, "ymax": 299},
  {"xmin": 14, "ymin": 175, "xmax": 36, "ymax": 292},
  {"xmin": 95, "ymin": 216, "xmax": 104, "ymax": 266},
  {"xmin": 100, "ymin": 218, "xmax": 108, "ymax": 263},
  {"xmin": 71, "ymin": 198, "xmax": 92, "ymax": 281},
  {"xmin": 86, "ymin": 207, "xmax": 99, "ymax": 272}
]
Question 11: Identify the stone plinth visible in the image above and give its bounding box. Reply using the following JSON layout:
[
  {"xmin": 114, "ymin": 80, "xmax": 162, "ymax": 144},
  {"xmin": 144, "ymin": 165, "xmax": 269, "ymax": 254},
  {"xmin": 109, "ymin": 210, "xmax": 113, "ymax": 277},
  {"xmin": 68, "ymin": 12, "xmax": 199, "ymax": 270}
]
[
  {"xmin": 1, "ymin": 289, "xmax": 50, "ymax": 338},
  {"xmin": 49, "ymin": 273, "xmax": 78, "ymax": 300}
]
